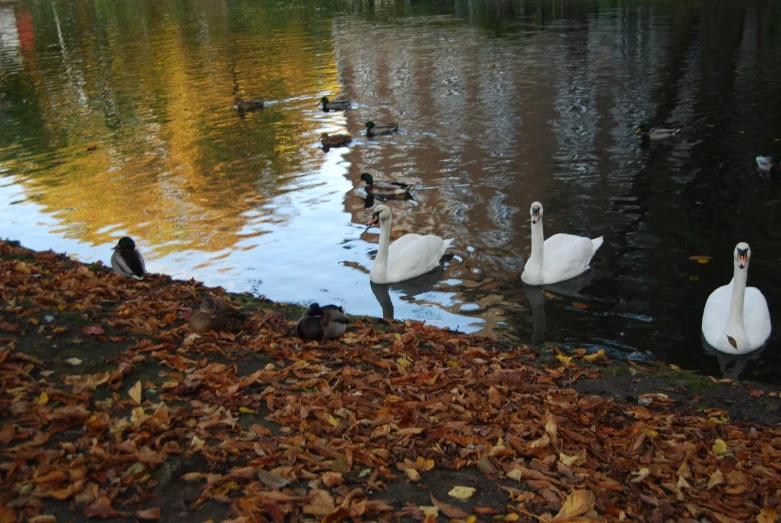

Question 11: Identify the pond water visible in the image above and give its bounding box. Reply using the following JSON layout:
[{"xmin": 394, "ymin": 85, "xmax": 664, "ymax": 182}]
[{"xmin": 2, "ymin": 0, "xmax": 781, "ymax": 382}]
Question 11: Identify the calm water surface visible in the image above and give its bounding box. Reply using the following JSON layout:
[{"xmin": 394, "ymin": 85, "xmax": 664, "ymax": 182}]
[{"xmin": 2, "ymin": 0, "xmax": 781, "ymax": 381}]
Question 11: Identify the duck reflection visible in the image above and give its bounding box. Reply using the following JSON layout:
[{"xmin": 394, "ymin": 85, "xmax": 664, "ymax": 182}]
[
  {"xmin": 370, "ymin": 264, "xmax": 447, "ymax": 319},
  {"xmin": 522, "ymin": 270, "xmax": 594, "ymax": 346},
  {"xmin": 702, "ymin": 340, "xmax": 765, "ymax": 381}
]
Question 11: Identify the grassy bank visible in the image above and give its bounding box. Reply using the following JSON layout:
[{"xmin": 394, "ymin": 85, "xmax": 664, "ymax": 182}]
[{"xmin": 1, "ymin": 239, "xmax": 780, "ymax": 523}]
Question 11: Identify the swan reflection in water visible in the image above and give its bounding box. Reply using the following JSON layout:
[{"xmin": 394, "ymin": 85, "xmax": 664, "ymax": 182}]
[
  {"xmin": 702, "ymin": 339, "xmax": 767, "ymax": 381},
  {"xmin": 522, "ymin": 270, "xmax": 595, "ymax": 346},
  {"xmin": 370, "ymin": 264, "xmax": 448, "ymax": 320}
]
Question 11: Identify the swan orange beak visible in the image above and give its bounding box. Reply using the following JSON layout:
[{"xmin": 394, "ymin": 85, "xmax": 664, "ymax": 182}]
[
  {"xmin": 737, "ymin": 250, "xmax": 748, "ymax": 269},
  {"xmin": 367, "ymin": 213, "xmax": 380, "ymax": 227}
]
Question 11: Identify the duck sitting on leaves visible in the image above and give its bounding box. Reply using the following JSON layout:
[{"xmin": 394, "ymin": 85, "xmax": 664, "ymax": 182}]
[
  {"xmin": 234, "ymin": 98, "xmax": 265, "ymax": 113},
  {"xmin": 320, "ymin": 133, "xmax": 352, "ymax": 148},
  {"xmin": 111, "ymin": 236, "xmax": 146, "ymax": 280},
  {"xmin": 321, "ymin": 97, "xmax": 351, "ymax": 112},
  {"xmin": 365, "ymin": 121, "xmax": 399, "ymax": 136},
  {"xmin": 358, "ymin": 172, "xmax": 412, "ymax": 197},
  {"xmin": 635, "ymin": 123, "xmax": 680, "ymax": 140},
  {"xmin": 296, "ymin": 303, "xmax": 348, "ymax": 341},
  {"xmin": 189, "ymin": 297, "xmax": 246, "ymax": 334}
]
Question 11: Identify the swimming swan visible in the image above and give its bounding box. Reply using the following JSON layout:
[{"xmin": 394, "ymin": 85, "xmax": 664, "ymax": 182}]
[
  {"xmin": 521, "ymin": 201, "xmax": 603, "ymax": 285},
  {"xmin": 367, "ymin": 205, "xmax": 453, "ymax": 284},
  {"xmin": 701, "ymin": 242, "xmax": 771, "ymax": 354}
]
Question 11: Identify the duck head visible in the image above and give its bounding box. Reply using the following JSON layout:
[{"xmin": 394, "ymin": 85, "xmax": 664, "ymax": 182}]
[
  {"xmin": 367, "ymin": 205, "xmax": 391, "ymax": 227},
  {"xmin": 113, "ymin": 236, "xmax": 136, "ymax": 251},
  {"xmin": 734, "ymin": 242, "xmax": 750, "ymax": 270},
  {"xmin": 530, "ymin": 202, "xmax": 543, "ymax": 224},
  {"xmin": 635, "ymin": 123, "xmax": 651, "ymax": 134},
  {"xmin": 365, "ymin": 121, "xmax": 376, "ymax": 130},
  {"xmin": 359, "ymin": 172, "xmax": 374, "ymax": 186}
]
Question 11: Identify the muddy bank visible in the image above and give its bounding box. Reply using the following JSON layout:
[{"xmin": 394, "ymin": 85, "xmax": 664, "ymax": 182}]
[{"xmin": 1, "ymin": 239, "xmax": 780, "ymax": 523}]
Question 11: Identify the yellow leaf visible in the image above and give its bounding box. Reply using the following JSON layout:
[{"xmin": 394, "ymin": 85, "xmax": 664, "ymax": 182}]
[
  {"xmin": 697, "ymin": 259, "xmax": 709, "ymax": 264},
  {"xmin": 396, "ymin": 357, "xmax": 412, "ymax": 367},
  {"xmin": 555, "ymin": 354, "xmax": 572, "ymax": 364},
  {"xmin": 506, "ymin": 468, "xmax": 523, "ymax": 481},
  {"xmin": 709, "ymin": 416, "xmax": 729, "ymax": 424},
  {"xmin": 712, "ymin": 439, "xmax": 727, "ymax": 455},
  {"xmin": 239, "ymin": 407, "xmax": 256, "ymax": 415},
  {"xmin": 689, "ymin": 255, "xmax": 712, "ymax": 263},
  {"xmin": 161, "ymin": 380, "xmax": 179, "ymax": 390},
  {"xmin": 14, "ymin": 261, "xmax": 31, "ymax": 274},
  {"xmin": 420, "ymin": 506, "xmax": 438, "ymax": 517},
  {"xmin": 327, "ymin": 415, "xmax": 339, "ymax": 426},
  {"xmin": 758, "ymin": 507, "xmax": 778, "ymax": 523},
  {"xmin": 129, "ymin": 380, "xmax": 143, "ymax": 405},
  {"xmin": 583, "ymin": 349, "xmax": 607, "ymax": 363},
  {"xmin": 630, "ymin": 468, "xmax": 651, "ymax": 483},
  {"xmin": 405, "ymin": 469, "xmax": 421, "ymax": 482},
  {"xmin": 38, "ymin": 392, "xmax": 49, "ymax": 406},
  {"xmin": 550, "ymin": 489, "xmax": 595, "ymax": 522},
  {"xmin": 505, "ymin": 515, "xmax": 520, "ymax": 522},
  {"xmin": 669, "ymin": 364, "xmax": 682, "ymax": 371},
  {"xmin": 191, "ymin": 435, "xmax": 205, "ymax": 448},
  {"xmin": 559, "ymin": 452, "xmax": 586, "ymax": 467},
  {"xmin": 448, "ymin": 486, "xmax": 476, "ymax": 499},
  {"xmin": 465, "ymin": 517, "xmax": 477, "ymax": 523},
  {"xmin": 64, "ymin": 357, "xmax": 82, "ymax": 366},
  {"xmin": 415, "ymin": 456, "xmax": 435, "ymax": 472}
]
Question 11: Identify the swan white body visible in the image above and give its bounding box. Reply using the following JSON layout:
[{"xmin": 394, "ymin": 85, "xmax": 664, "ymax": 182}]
[
  {"xmin": 521, "ymin": 202, "xmax": 603, "ymax": 286},
  {"xmin": 756, "ymin": 155, "xmax": 780, "ymax": 172},
  {"xmin": 368, "ymin": 205, "xmax": 453, "ymax": 284},
  {"xmin": 702, "ymin": 243, "xmax": 771, "ymax": 354}
]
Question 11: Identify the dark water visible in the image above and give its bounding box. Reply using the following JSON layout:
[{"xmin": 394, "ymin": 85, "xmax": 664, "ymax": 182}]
[{"xmin": 2, "ymin": 0, "xmax": 781, "ymax": 381}]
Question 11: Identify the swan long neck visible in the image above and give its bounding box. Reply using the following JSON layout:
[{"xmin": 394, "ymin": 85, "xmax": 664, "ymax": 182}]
[
  {"xmin": 530, "ymin": 219, "xmax": 545, "ymax": 269},
  {"xmin": 725, "ymin": 262, "xmax": 748, "ymax": 339},
  {"xmin": 373, "ymin": 215, "xmax": 393, "ymax": 280}
]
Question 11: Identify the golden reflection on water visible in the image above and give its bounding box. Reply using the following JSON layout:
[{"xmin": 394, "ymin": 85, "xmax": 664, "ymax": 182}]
[{"xmin": 1, "ymin": 0, "xmax": 342, "ymax": 256}]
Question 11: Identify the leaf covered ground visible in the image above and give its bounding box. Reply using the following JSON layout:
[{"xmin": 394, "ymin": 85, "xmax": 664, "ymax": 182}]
[{"xmin": 1, "ymin": 239, "xmax": 781, "ymax": 523}]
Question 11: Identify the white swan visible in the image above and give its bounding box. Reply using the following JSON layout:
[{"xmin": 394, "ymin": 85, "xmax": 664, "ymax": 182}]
[
  {"xmin": 521, "ymin": 201, "xmax": 603, "ymax": 286},
  {"xmin": 701, "ymin": 242, "xmax": 771, "ymax": 354},
  {"xmin": 367, "ymin": 205, "xmax": 453, "ymax": 284}
]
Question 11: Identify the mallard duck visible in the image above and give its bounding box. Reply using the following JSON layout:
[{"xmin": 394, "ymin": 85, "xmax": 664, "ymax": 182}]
[
  {"xmin": 756, "ymin": 155, "xmax": 780, "ymax": 173},
  {"xmin": 189, "ymin": 296, "xmax": 246, "ymax": 334},
  {"xmin": 320, "ymin": 133, "xmax": 352, "ymax": 148},
  {"xmin": 635, "ymin": 123, "xmax": 680, "ymax": 140},
  {"xmin": 321, "ymin": 97, "xmax": 351, "ymax": 111},
  {"xmin": 234, "ymin": 97, "xmax": 265, "ymax": 113},
  {"xmin": 365, "ymin": 121, "xmax": 399, "ymax": 136},
  {"xmin": 358, "ymin": 172, "xmax": 412, "ymax": 197},
  {"xmin": 296, "ymin": 303, "xmax": 348, "ymax": 341},
  {"xmin": 110, "ymin": 237, "xmax": 146, "ymax": 280}
]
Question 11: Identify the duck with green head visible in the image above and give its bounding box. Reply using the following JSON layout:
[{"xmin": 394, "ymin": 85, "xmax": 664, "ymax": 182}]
[
  {"xmin": 358, "ymin": 172, "xmax": 412, "ymax": 197},
  {"xmin": 756, "ymin": 155, "xmax": 781, "ymax": 173},
  {"xmin": 635, "ymin": 123, "xmax": 680, "ymax": 140},
  {"xmin": 111, "ymin": 237, "xmax": 146, "ymax": 280},
  {"xmin": 321, "ymin": 96, "xmax": 351, "ymax": 111},
  {"xmin": 365, "ymin": 121, "xmax": 399, "ymax": 136}
]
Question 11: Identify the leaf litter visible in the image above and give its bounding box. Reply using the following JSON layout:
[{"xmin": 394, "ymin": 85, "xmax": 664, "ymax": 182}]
[{"xmin": 1, "ymin": 239, "xmax": 781, "ymax": 522}]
